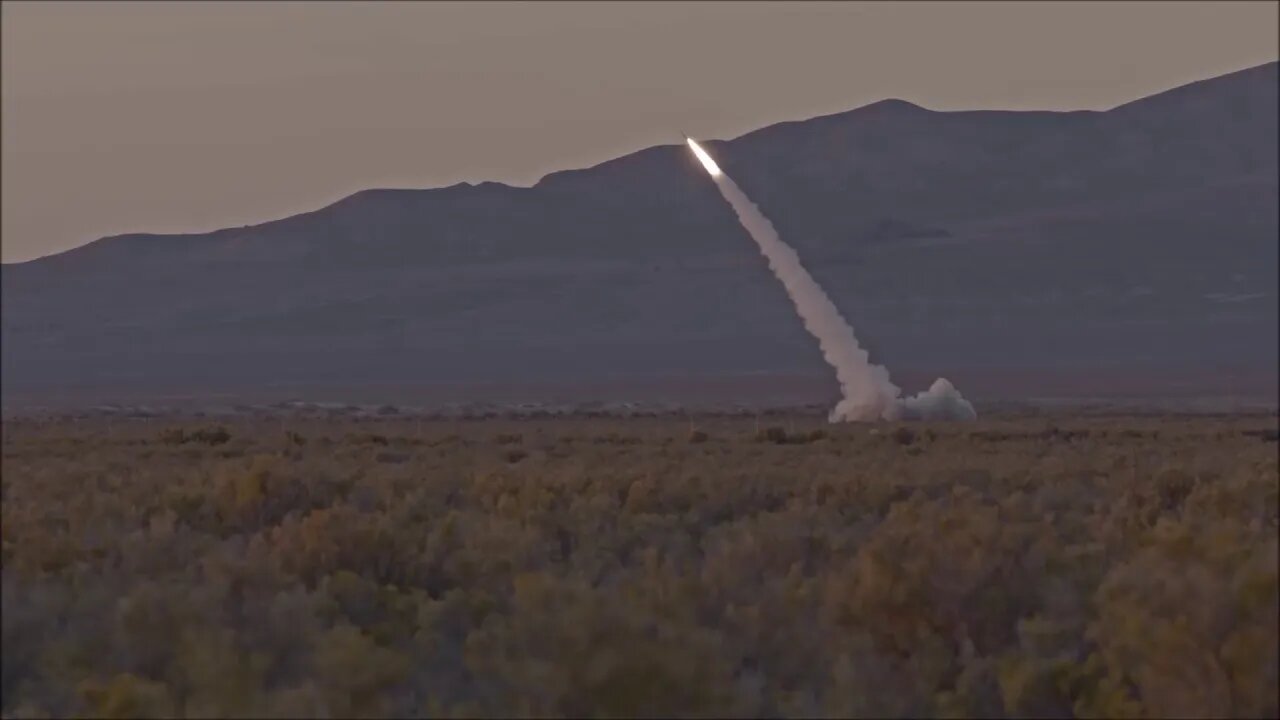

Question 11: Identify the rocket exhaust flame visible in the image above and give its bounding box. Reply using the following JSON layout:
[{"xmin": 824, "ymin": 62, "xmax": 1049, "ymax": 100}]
[
  {"xmin": 686, "ymin": 138, "xmax": 722, "ymax": 176},
  {"xmin": 684, "ymin": 137, "xmax": 975, "ymax": 422}
]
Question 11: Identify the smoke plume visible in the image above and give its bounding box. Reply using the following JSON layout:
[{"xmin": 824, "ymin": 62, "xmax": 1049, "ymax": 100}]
[{"xmin": 689, "ymin": 140, "xmax": 975, "ymax": 422}]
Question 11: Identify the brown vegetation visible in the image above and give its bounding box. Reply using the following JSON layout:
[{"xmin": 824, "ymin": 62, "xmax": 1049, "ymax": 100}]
[{"xmin": 2, "ymin": 413, "xmax": 1277, "ymax": 718}]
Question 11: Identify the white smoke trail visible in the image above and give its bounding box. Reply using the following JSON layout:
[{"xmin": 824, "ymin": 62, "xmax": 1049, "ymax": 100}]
[
  {"xmin": 714, "ymin": 176, "xmax": 901, "ymax": 421},
  {"xmin": 688, "ymin": 139, "xmax": 975, "ymax": 422}
]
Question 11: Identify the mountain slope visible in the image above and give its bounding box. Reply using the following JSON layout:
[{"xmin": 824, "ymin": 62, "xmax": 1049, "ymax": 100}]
[{"xmin": 3, "ymin": 62, "xmax": 1276, "ymax": 408}]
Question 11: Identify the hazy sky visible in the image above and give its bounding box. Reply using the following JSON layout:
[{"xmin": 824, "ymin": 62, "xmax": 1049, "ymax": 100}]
[{"xmin": 3, "ymin": 1, "xmax": 1277, "ymax": 263}]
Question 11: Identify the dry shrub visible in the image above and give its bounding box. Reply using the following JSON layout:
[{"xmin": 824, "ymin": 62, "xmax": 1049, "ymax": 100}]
[
  {"xmin": 756, "ymin": 426, "xmax": 789, "ymax": 444},
  {"xmin": 891, "ymin": 427, "xmax": 916, "ymax": 446},
  {"xmin": 158, "ymin": 426, "xmax": 231, "ymax": 446},
  {"xmin": 753, "ymin": 427, "xmax": 824, "ymax": 445}
]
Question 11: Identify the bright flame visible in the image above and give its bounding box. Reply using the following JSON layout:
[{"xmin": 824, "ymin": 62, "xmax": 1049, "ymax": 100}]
[{"xmin": 686, "ymin": 138, "xmax": 722, "ymax": 176}]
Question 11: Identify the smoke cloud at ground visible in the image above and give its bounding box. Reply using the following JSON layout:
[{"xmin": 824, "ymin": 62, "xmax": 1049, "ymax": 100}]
[
  {"xmin": 702, "ymin": 158, "xmax": 975, "ymax": 422},
  {"xmin": 900, "ymin": 378, "xmax": 977, "ymax": 421}
]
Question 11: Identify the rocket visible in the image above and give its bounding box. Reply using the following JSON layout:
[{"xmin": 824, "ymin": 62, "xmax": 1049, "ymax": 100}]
[{"xmin": 684, "ymin": 134, "xmax": 722, "ymax": 176}]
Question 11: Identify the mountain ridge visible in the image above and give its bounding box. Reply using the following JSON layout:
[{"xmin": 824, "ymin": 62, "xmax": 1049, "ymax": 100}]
[
  {"xmin": 3, "ymin": 61, "xmax": 1276, "ymax": 408},
  {"xmin": 9, "ymin": 61, "xmax": 1274, "ymax": 267}
]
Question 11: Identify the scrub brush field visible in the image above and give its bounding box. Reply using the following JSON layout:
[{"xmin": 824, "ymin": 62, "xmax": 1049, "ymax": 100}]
[{"xmin": 2, "ymin": 413, "xmax": 1277, "ymax": 718}]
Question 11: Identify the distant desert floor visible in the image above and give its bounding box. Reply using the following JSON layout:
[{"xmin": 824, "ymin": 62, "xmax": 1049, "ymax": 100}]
[
  {"xmin": 2, "ymin": 412, "xmax": 1277, "ymax": 717},
  {"xmin": 2, "ymin": 366, "xmax": 1276, "ymax": 417}
]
